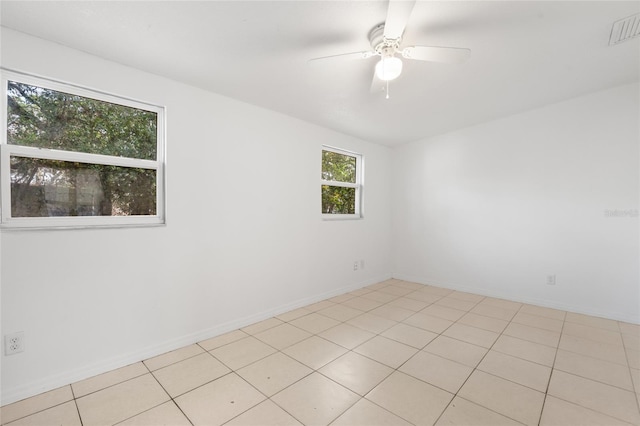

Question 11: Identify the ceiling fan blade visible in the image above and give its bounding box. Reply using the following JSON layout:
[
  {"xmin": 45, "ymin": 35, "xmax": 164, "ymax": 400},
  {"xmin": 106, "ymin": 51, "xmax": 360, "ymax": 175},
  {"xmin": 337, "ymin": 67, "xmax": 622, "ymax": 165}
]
[
  {"xmin": 384, "ymin": 0, "xmax": 416, "ymax": 39},
  {"xmin": 309, "ymin": 50, "xmax": 376, "ymax": 63},
  {"xmin": 401, "ymin": 46, "xmax": 471, "ymax": 64}
]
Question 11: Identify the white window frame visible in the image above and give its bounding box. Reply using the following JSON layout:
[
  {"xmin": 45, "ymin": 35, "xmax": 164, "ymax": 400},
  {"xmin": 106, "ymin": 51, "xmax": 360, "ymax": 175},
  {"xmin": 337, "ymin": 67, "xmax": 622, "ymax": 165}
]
[
  {"xmin": 321, "ymin": 145, "xmax": 364, "ymax": 220},
  {"xmin": 0, "ymin": 69, "xmax": 166, "ymax": 229}
]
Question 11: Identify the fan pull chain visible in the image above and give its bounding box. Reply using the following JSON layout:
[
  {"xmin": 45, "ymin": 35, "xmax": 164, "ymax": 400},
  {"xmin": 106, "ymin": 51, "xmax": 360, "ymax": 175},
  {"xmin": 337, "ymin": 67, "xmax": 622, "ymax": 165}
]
[{"xmin": 386, "ymin": 80, "xmax": 390, "ymax": 99}]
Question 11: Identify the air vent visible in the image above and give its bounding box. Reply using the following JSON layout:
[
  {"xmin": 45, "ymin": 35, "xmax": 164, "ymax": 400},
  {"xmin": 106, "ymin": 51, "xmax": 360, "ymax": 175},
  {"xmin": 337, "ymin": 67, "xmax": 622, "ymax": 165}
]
[{"xmin": 609, "ymin": 13, "xmax": 640, "ymax": 45}]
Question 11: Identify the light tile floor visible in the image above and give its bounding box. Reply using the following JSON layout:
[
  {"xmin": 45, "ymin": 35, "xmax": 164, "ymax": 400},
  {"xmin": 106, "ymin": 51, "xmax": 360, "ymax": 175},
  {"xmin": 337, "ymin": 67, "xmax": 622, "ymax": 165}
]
[{"xmin": 2, "ymin": 279, "xmax": 640, "ymax": 425}]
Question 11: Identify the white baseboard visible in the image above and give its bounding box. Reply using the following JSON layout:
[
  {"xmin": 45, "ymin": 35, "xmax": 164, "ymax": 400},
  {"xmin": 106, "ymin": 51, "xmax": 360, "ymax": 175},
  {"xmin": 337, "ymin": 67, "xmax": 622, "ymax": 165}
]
[
  {"xmin": 1, "ymin": 273, "xmax": 391, "ymax": 406},
  {"xmin": 392, "ymin": 273, "xmax": 640, "ymax": 325}
]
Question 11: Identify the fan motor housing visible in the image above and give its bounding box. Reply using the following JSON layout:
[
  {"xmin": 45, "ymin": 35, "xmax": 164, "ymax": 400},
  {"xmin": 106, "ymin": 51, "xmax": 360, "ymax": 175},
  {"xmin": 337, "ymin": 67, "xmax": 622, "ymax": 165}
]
[
  {"xmin": 368, "ymin": 23, "xmax": 386, "ymax": 48},
  {"xmin": 369, "ymin": 23, "xmax": 401, "ymax": 54}
]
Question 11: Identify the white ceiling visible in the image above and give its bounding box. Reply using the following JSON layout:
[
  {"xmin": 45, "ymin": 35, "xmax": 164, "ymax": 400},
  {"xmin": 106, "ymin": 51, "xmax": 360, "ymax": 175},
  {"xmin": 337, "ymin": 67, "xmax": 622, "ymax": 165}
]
[{"xmin": 1, "ymin": 1, "xmax": 639, "ymax": 146}]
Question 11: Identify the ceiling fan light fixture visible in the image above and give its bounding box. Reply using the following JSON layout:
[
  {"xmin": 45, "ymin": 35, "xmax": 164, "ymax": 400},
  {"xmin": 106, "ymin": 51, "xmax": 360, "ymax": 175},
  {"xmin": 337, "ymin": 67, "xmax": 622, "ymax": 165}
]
[{"xmin": 375, "ymin": 56, "xmax": 403, "ymax": 81}]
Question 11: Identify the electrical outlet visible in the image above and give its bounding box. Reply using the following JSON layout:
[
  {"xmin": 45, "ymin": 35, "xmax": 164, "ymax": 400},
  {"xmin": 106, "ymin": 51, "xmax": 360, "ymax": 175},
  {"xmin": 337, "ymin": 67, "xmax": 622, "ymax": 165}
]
[
  {"xmin": 546, "ymin": 275, "xmax": 556, "ymax": 286},
  {"xmin": 353, "ymin": 261, "xmax": 359, "ymax": 271},
  {"xmin": 5, "ymin": 332, "xmax": 24, "ymax": 355}
]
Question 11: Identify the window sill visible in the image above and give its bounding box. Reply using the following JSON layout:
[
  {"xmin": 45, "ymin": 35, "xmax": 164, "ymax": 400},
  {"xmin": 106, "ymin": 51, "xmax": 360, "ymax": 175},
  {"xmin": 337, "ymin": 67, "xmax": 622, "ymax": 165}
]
[
  {"xmin": 321, "ymin": 214, "xmax": 363, "ymax": 221},
  {"xmin": 0, "ymin": 217, "xmax": 165, "ymax": 231}
]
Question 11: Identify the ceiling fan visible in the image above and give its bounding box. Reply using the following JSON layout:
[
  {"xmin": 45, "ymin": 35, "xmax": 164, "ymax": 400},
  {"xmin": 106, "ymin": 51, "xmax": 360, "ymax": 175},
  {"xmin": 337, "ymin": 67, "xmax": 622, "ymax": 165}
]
[{"xmin": 310, "ymin": 0, "xmax": 471, "ymax": 98}]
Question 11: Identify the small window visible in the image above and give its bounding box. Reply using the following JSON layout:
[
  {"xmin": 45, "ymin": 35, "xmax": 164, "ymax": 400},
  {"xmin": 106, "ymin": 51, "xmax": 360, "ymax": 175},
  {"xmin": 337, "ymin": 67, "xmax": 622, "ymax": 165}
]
[
  {"xmin": 1, "ymin": 70, "xmax": 165, "ymax": 228},
  {"xmin": 321, "ymin": 146, "xmax": 363, "ymax": 218}
]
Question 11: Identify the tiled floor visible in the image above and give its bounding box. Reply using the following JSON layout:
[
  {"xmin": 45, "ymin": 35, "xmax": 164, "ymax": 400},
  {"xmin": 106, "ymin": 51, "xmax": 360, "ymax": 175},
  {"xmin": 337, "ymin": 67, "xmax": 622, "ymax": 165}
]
[{"xmin": 2, "ymin": 279, "xmax": 640, "ymax": 425}]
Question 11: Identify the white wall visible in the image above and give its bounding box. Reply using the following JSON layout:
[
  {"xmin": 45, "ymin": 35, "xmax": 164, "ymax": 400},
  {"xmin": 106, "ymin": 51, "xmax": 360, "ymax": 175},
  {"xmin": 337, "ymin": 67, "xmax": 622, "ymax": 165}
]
[
  {"xmin": 0, "ymin": 28, "xmax": 392, "ymax": 404},
  {"xmin": 2, "ymin": 26, "xmax": 638, "ymax": 407},
  {"xmin": 392, "ymin": 82, "xmax": 640, "ymax": 324}
]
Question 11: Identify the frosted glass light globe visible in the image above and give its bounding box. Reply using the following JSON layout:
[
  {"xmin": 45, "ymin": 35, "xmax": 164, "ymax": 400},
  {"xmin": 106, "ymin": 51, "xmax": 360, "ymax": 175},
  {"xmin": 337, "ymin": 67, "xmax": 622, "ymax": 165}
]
[{"xmin": 375, "ymin": 56, "xmax": 403, "ymax": 81}]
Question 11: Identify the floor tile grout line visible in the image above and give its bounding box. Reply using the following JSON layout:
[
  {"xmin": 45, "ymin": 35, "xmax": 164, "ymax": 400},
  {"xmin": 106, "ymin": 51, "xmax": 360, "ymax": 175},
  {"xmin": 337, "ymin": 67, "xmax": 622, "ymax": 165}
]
[
  {"xmin": 224, "ymin": 363, "xmax": 311, "ymax": 425},
  {"xmin": 488, "ymin": 339, "xmax": 555, "ymax": 369},
  {"xmin": 537, "ymin": 310, "xmax": 567, "ymax": 426},
  {"xmin": 275, "ymin": 376, "xmax": 361, "ymax": 426},
  {"xmin": 110, "ymin": 400, "xmax": 183, "ymax": 426},
  {"xmin": 564, "ymin": 316, "xmax": 625, "ymax": 334},
  {"xmin": 0, "ymin": 397, "xmax": 78, "ymax": 426},
  {"xmin": 544, "ymin": 392, "xmax": 639, "ymax": 425},
  {"xmin": 240, "ymin": 317, "xmax": 285, "ymax": 334},
  {"xmin": 366, "ymin": 284, "xmax": 531, "ymax": 426},
  {"xmin": 348, "ymin": 284, "xmax": 510, "ymax": 425},
  {"xmin": 196, "ymin": 308, "xmax": 372, "ymax": 426},
  {"xmin": 161, "ymin": 370, "xmax": 235, "ymax": 402},
  {"xmin": 138, "ymin": 371, "xmax": 195, "ymax": 426},
  {"xmin": 430, "ymin": 298, "xmax": 548, "ymax": 426},
  {"xmin": 169, "ymin": 400, "xmax": 195, "ymax": 426},
  {"xmin": 542, "ymin": 309, "xmax": 640, "ymax": 425},
  {"xmin": 621, "ymin": 333, "xmax": 640, "ymax": 354},
  {"xmin": 364, "ymin": 282, "xmax": 608, "ymax": 423},
  {"xmin": 392, "ymin": 282, "xmax": 639, "ymax": 422},
  {"xmin": 68, "ymin": 382, "xmax": 85, "ymax": 426},
  {"xmin": 75, "ymin": 372, "xmax": 175, "ymax": 426},
  {"xmin": 74, "ymin": 398, "xmax": 84, "ymax": 426},
  {"xmin": 260, "ymin": 296, "xmax": 410, "ymax": 423},
  {"xmin": 443, "ymin": 395, "xmax": 529, "ymax": 426},
  {"xmin": 624, "ymin": 340, "xmax": 640, "ymax": 415},
  {"xmin": 196, "ymin": 329, "xmax": 251, "ymax": 352},
  {"xmin": 207, "ymin": 341, "xmax": 278, "ymax": 373},
  {"xmin": 144, "ymin": 346, "xmax": 207, "ymax": 374},
  {"xmin": 70, "ymin": 369, "xmax": 150, "ymax": 402},
  {"xmin": 500, "ymin": 325, "xmax": 561, "ymax": 349},
  {"xmin": 555, "ymin": 336, "xmax": 631, "ymax": 367},
  {"xmin": 326, "ymin": 398, "xmax": 409, "ymax": 426},
  {"xmin": 351, "ymin": 394, "xmax": 416, "ymax": 426},
  {"xmin": 468, "ymin": 302, "xmax": 542, "ymax": 424},
  {"xmin": 219, "ymin": 317, "xmax": 397, "ymax": 426},
  {"xmin": 550, "ymin": 357, "xmax": 637, "ymax": 393},
  {"xmin": 313, "ymin": 322, "xmax": 418, "ymax": 425},
  {"xmin": 110, "ymin": 332, "xmax": 634, "ymax": 426},
  {"xmin": 251, "ymin": 284, "xmax": 439, "ymax": 425},
  {"xmin": 5, "ymin": 279, "xmax": 638, "ymax": 425}
]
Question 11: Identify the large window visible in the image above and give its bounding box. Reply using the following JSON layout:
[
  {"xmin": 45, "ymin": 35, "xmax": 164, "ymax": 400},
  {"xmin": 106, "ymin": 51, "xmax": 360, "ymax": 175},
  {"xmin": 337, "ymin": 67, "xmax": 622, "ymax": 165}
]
[
  {"xmin": 1, "ymin": 70, "xmax": 165, "ymax": 228},
  {"xmin": 321, "ymin": 146, "xmax": 363, "ymax": 218}
]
